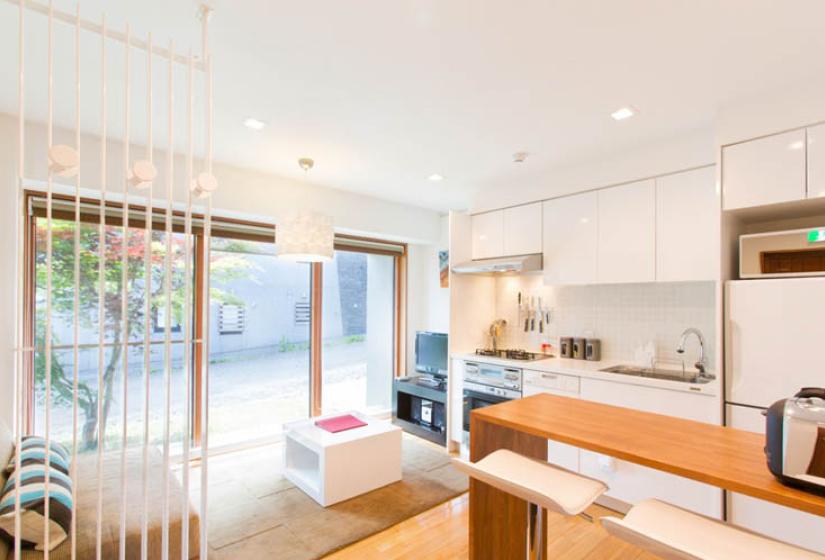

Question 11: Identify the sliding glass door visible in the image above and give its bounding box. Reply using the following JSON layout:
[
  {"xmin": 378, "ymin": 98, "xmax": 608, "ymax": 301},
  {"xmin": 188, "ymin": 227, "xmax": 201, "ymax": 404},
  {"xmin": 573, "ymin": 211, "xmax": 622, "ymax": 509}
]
[
  {"xmin": 320, "ymin": 250, "xmax": 396, "ymax": 415},
  {"xmin": 27, "ymin": 194, "xmax": 405, "ymax": 452},
  {"xmin": 207, "ymin": 238, "xmax": 311, "ymax": 447}
]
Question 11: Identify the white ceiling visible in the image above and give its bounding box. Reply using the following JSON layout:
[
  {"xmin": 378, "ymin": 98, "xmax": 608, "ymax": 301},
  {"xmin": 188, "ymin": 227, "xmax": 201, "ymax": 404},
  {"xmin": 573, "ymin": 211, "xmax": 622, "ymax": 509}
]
[{"xmin": 3, "ymin": 0, "xmax": 825, "ymax": 212}]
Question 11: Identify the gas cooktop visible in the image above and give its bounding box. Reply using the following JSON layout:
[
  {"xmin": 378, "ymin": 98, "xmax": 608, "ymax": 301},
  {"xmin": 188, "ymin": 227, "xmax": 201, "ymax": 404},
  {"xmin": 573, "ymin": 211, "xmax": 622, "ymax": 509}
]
[{"xmin": 473, "ymin": 348, "xmax": 552, "ymax": 362}]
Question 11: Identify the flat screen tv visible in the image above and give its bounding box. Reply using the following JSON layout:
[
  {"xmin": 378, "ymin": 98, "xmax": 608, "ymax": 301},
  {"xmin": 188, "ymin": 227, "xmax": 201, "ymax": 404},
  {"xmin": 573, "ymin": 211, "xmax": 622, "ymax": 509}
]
[{"xmin": 415, "ymin": 331, "xmax": 448, "ymax": 377}]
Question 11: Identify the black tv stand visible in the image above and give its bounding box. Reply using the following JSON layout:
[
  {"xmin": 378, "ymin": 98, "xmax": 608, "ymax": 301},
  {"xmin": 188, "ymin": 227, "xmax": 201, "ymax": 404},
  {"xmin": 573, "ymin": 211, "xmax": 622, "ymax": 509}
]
[{"xmin": 392, "ymin": 375, "xmax": 447, "ymax": 446}]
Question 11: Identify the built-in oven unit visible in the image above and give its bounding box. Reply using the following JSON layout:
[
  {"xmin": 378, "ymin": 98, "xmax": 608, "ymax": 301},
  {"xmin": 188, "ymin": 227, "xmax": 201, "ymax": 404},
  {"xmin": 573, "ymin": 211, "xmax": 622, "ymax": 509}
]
[
  {"xmin": 462, "ymin": 361, "xmax": 522, "ymax": 445},
  {"xmin": 740, "ymin": 227, "xmax": 825, "ymax": 278}
]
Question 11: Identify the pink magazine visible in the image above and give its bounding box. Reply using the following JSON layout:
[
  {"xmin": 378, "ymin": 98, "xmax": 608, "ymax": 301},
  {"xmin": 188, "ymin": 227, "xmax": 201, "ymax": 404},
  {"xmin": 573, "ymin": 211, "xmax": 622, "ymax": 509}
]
[{"xmin": 315, "ymin": 414, "xmax": 368, "ymax": 433}]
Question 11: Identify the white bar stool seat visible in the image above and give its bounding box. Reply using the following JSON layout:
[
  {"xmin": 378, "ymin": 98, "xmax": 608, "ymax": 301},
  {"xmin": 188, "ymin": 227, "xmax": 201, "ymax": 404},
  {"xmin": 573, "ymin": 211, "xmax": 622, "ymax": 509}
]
[
  {"xmin": 601, "ymin": 498, "xmax": 825, "ymax": 560},
  {"xmin": 453, "ymin": 449, "xmax": 607, "ymax": 559}
]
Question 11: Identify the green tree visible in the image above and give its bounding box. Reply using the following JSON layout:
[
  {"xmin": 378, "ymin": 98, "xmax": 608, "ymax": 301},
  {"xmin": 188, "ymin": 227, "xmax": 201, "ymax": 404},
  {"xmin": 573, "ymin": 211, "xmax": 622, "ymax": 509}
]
[{"xmin": 34, "ymin": 219, "xmax": 256, "ymax": 450}]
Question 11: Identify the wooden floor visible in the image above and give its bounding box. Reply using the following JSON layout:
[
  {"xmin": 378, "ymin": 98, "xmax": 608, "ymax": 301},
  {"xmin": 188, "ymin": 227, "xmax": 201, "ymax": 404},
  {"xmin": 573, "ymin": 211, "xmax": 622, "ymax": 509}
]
[{"xmin": 325, "ymin": 493, "xmax": 661, "ymax": 560}]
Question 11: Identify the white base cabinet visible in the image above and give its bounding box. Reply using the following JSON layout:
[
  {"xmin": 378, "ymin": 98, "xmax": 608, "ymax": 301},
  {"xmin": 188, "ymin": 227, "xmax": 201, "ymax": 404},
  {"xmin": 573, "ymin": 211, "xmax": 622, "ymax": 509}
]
[
  {"xmin": 579, "ymin": 378, "xmax": 723, "ymax": 518},
  {"xmin": 726, "ymin": 404, "xmax": 825, "ymax": 553},
  {"xmin": 522, "ymin": 370, "xmax": 580, "ymax": 472}
]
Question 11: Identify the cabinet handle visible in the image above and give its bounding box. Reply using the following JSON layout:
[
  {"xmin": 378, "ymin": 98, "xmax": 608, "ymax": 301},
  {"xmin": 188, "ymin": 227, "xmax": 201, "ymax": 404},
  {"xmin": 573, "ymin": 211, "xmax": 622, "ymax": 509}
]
[{"xmin": 541, "ymin": 374, "xmax": 558, "ymax": 379}]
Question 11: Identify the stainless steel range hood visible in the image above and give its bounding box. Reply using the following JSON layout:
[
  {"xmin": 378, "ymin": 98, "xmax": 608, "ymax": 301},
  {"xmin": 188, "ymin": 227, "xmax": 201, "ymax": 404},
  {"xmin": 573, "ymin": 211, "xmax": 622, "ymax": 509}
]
[{"xmin": 451, "ymin": 253, "xmax": 543, "ymax": 275}]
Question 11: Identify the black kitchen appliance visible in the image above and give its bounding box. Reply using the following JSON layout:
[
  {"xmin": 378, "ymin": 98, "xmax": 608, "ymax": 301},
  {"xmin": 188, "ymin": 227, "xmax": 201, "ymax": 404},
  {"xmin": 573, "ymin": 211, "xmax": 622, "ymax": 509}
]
[
  {"xmin": 765, "ymin": 387, "xmax": 825, "ymax": 495},
  {"xmin": 462, "ymin": 361, "xmax": 522, "ymax": 445}
]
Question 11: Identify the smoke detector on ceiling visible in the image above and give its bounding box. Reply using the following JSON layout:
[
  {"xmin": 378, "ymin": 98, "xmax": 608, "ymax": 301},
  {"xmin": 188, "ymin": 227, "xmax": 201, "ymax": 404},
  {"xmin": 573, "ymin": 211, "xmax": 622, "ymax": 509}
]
[{"xmin": 513, "ymin": 152, "xmax": 529, "ymax": 163}]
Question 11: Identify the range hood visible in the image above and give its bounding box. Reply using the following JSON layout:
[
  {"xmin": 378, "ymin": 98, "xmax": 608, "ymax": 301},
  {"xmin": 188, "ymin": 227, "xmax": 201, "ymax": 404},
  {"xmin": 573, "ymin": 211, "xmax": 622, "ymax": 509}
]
[{"xmin": 451, "ymin": 253, "xmax": 543, "ymax": 275}]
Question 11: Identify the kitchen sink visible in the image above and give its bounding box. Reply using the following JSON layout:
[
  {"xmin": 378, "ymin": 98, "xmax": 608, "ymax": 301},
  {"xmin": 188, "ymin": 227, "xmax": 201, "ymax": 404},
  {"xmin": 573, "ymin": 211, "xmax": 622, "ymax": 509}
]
[{"xmin": 599, "ymin": 365, "xmax": 714, "ymax": 384}]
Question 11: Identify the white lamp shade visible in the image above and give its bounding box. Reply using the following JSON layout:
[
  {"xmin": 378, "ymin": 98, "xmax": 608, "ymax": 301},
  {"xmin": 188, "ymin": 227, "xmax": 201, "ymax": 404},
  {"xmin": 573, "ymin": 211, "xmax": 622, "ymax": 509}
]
[{"xmin": 277, "ymin": 211, "xmax": 334, "ymax": 262}]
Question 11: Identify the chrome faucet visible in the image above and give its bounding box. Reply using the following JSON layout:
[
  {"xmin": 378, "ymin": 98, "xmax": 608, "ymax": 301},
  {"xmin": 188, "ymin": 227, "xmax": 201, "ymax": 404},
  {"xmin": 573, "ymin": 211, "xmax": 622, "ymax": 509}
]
[{"xmin": 676, "ymin": 327, "xmax": 708, "ymax": 374}]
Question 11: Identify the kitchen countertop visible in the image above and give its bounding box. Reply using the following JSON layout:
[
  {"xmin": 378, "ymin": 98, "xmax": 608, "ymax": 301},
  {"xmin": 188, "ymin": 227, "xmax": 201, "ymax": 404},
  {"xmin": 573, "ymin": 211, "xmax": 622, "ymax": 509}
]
[
  {"xmin": 451, "ymin": 351, "xmax": 719, "ymax": 396},
  {"xmin": 466, "ymin": 393, "xmax": 825, "ymax": 559}
]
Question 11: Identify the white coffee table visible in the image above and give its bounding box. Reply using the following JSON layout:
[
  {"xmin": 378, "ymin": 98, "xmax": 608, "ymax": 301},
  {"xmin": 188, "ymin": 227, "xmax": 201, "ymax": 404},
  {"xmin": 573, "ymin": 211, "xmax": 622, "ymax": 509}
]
[{"xmin": 283, "ymin": 411, "xmax": 402, "ymax": 507}]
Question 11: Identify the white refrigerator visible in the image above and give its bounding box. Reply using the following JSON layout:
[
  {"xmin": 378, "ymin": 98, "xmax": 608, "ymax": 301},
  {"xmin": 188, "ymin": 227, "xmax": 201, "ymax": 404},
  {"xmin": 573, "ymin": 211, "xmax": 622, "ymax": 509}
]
[{"xmin": 726, "ymin": 278, "xmax": 825, "ymax": 553}]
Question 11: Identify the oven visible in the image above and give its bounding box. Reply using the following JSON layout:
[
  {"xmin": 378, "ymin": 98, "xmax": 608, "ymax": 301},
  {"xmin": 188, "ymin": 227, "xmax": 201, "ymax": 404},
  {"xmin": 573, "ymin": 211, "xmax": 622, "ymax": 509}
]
[{"xmin": 462, "ymin": 361, "xmax": 522, "ymax": 444}]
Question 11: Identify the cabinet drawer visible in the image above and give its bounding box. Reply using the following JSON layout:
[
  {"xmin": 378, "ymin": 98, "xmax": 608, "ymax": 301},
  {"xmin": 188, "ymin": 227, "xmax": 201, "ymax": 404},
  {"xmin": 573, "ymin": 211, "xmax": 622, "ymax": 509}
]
[{"xmin": 524, "ymin": 370, "xmax": 579, "ymax": 393}]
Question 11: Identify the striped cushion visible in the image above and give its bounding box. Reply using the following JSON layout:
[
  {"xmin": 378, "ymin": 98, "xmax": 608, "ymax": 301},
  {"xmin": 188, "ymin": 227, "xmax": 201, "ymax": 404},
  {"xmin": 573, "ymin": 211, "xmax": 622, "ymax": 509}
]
[
  {"xmin": 0, "ymin": 463, "xmax": 73, "ymax": 551},
  {"xmin": 19, "ymin": 437, "xmax": 70, "ymax": 462},
  {"xmin": 4, "ymin": 437, "xmax": 70, "ymax": 475},
  {"xmin": 4, "ymin": 448, "xmax": 70, "ymax": 476}
]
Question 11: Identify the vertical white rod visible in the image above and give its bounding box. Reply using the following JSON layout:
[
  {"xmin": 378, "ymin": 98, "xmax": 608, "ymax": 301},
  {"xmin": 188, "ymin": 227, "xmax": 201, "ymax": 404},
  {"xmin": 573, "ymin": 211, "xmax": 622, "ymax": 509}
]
[
  {"xmin": 180, "ymin": 49, "xmax": 194, "ymax": 560},
  {"xmin": 70, "ymin": 5, "xmax": 81, "ymax": 560},
  {"xmin": 141, "ymin": 32, "xmax": 153, "ymax": 560},
  {"xmin": 199, "ymin": 11, "xmax": 213, "ymax": 555},
  {"xmin": 44, "ymin": 1, "xmax": 54, "ymax": 555},
  {"xmin": 94, "ymin": 13, "xmax": 107, "ymax": 560},
  {"xmin": 161, "ymin": 38, "xmax": 174, "ymax": 560},
  {"xmin": 13, "ymin": 0, "xmax": 25, "ymax": 557},
  {"xmin": 118, "ymin": 23, "xmax": 131, "ymax": 560}
]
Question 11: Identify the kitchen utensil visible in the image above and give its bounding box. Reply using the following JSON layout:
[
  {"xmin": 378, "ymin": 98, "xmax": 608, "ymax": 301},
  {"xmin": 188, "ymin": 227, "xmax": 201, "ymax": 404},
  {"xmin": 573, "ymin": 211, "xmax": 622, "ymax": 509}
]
[
  {"xmin": 524, "ymin": 298, "xmax": 530, "ymax": 332},
  {"xmin": 560, "ymin": 337, "xmax": 573, "ymax": 358},
  {"xmin": 573, "ymin": 338, "xmax": 586, "ymax": 359},
  {"xmin": 585, "ymin": 339, "xmax": 601, "ymax": 361}
]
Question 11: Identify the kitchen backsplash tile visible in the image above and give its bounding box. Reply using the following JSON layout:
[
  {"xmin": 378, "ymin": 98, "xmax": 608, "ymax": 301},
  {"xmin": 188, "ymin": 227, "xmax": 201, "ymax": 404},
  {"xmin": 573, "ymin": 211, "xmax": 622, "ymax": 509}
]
[{"xmin": 494, "ymin": 276, "xmax": 716, "ymax": 369}]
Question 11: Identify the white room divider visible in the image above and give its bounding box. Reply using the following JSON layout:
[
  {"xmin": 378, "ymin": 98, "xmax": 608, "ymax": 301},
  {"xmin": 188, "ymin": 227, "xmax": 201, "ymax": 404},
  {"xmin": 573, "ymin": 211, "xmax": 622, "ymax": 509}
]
[{"xmin": 9, "ymin": 1, "xmax": 217, "ymax": 559}]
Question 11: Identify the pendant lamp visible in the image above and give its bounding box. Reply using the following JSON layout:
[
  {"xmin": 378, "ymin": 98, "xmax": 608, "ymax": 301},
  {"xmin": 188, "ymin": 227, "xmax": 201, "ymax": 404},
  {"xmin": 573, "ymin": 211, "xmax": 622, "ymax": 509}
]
[{"xmin": 277, "ymin": 158, "xmax": 334, "ymax": 262}]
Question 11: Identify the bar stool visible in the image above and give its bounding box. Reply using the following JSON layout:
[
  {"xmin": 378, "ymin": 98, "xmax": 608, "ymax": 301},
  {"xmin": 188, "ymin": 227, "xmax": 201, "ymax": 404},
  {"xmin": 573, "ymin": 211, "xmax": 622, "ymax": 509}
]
[
  {"xmin": 453, "ymin": 449, "xmax": 607, "ymax": 560},
  {"xmin": 601, "ymin": 498, "xmax": 825, "ymax": 560}
]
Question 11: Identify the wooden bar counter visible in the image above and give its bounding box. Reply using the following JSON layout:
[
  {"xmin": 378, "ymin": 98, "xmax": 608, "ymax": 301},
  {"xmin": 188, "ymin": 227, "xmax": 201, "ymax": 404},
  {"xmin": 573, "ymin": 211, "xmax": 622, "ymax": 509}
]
[{"xmin": 468, "ymin": 393, "xmax": 825, "ymax": 560}]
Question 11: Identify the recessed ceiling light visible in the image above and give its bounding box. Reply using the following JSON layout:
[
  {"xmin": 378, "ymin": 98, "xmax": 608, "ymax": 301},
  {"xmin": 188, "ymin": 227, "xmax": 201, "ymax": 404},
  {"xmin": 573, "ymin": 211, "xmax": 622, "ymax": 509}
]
[
  {"xmin": 428, "ymin": 173, "xmax": 444, "ymax": 182},
  {"xmin": 243, "ymin": 117, "xmax": 266, "ymax": 131},
  {"xmin": 611, "ymin": 106, "xmax": 636, "ymax": 121}
]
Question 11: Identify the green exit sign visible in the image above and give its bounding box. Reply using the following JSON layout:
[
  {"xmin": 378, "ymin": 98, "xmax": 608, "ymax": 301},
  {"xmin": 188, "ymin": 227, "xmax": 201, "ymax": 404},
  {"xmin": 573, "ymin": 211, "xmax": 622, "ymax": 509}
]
[{"xmin": 808, "ymin": 229, "xmax": 825, "ymax": 243}]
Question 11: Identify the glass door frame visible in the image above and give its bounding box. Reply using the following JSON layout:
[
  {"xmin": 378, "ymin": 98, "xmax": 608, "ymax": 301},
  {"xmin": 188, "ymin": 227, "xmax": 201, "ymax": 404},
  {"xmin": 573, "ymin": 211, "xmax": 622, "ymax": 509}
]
[{"xmin": 308, "ymin": 237, "xmax": 406, "ymax": 417}]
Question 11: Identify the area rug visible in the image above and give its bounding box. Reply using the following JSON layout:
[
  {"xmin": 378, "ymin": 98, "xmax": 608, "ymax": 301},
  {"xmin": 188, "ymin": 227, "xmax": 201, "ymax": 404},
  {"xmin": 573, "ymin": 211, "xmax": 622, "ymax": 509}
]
[{"xmin": 203, "ymin": 433, "xmax": 468, "ymax": 560}]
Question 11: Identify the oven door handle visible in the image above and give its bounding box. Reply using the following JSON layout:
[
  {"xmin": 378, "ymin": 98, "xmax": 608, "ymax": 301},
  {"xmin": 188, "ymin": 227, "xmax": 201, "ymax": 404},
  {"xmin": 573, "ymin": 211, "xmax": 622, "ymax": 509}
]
[{"xmin": 463, "ymin": 389, "xmax": 512, "ymax": 404}]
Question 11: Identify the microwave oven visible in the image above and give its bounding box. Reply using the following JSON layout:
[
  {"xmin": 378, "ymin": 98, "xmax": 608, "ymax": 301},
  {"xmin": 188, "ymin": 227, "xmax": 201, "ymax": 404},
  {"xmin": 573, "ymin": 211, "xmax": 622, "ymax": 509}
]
[{"xmin": 740, "ymin": 227, "xmax": 825, "ymax": 278}]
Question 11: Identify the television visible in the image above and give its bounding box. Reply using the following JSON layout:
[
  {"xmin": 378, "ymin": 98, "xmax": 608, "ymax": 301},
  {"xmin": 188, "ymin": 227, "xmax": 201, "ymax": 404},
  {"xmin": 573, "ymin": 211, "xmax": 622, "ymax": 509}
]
[{"xmin": 415, "ymin": 331, "xmax": 448, "ymax": 377}]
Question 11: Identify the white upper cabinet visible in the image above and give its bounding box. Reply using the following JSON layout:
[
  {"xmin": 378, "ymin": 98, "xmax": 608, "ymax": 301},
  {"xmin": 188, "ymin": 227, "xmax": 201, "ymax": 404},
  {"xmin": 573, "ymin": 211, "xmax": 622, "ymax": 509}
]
[
  {"xmin": 656, "ymin": 167, "xmax": 720, "ymax": 282},
  {"xmin": 543, "ymin": 192, "xmax": 598, "ymax": 285},
  {"xmin": 807, "ymin": 123, "xmax": 825, "ymax": 199},
  {"xmin": 598, "ymin": 179, "xmax": 656, "ymax": 283},
  {"xmin": 722, "ymin": 129, "xmax": 806, "ymax": 210},
  {"xmin": 503, "ymin": 203, "xmax": 542, "ymax": 256},
  {"xmin": 471, "ymin": 210, "xmax": 504, "ymax": 259},
  {"xmin": 472, "ymin": 204, "xmax": 541, "ymax": 259}
]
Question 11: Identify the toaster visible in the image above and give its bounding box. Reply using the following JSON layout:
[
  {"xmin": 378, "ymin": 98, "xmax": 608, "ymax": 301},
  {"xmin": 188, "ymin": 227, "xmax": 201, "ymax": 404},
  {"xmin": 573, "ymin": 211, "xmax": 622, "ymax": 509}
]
[{"xmin": 765, "ymin": 388, "xmax": 825, "ymax": 495}]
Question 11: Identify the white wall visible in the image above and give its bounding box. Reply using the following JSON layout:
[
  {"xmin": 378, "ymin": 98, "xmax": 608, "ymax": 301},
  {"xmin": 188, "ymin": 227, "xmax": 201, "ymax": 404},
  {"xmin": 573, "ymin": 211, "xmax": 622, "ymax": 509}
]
[
  {"xmin": 472, "ymin": 127, "xmax": 716, "ymax": 213},
  {"xmin": 494, "ymin": 275, "xmax": 717, "ymax": 368},
  {"xmin": 0, "ymin": 112, "xmax": 445, "ymax": 428},
  {"xmin": 448, "ymin": 211, "xmax": 496, "ymax": 354},
  {"xmin": 0, "ymin": 116, "xmax": 18, "ymax": 432},
  {"xmin": 405, "ymin": 214, "xmax": 450, "ymax": 374}
]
